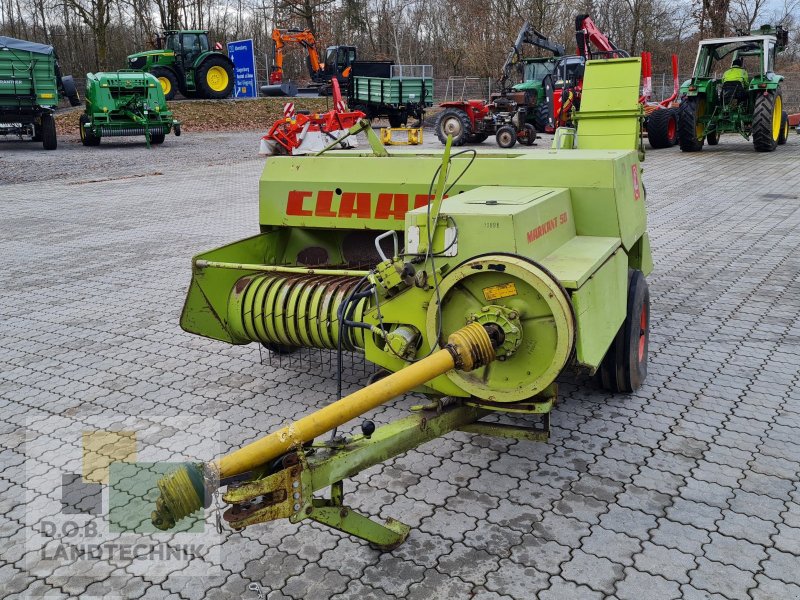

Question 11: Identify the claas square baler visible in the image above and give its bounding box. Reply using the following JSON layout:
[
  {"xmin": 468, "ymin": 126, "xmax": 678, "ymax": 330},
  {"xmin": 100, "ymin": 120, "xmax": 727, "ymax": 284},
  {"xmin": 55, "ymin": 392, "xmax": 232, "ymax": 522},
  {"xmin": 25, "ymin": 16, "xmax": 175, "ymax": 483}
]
[{"xmin": 152, "ymin": 58, "xmax": 652, "ymax": 550}]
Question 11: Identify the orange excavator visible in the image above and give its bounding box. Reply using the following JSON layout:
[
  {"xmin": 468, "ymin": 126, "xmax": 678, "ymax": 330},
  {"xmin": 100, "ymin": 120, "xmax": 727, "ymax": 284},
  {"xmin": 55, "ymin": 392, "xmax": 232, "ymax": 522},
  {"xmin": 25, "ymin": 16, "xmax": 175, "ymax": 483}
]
[{"xmin": 263, "ymin": 28, "xmax": 357, "ymax": 96}]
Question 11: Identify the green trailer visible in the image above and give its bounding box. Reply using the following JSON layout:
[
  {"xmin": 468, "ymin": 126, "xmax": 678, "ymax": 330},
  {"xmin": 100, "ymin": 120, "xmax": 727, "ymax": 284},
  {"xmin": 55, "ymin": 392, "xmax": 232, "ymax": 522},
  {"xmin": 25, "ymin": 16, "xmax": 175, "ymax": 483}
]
[
  {"xmin": 0, "ymin": 36, "xmax": 80, "ymax": 150},
  {"xmin": 349, "ymin": 63, "xmax": 433, "ymax": 126},
  {"xmin": 80, "ymin": 71, "xmax": 180, "ymax": 147}
]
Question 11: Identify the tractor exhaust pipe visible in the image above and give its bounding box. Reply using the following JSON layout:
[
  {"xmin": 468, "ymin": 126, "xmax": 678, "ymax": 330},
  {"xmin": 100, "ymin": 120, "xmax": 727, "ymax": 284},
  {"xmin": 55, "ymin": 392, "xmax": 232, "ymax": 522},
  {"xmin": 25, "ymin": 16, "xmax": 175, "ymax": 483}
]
[{"xmin": 151, "ymin": 322, "xmax": 501, "ymax": 530}]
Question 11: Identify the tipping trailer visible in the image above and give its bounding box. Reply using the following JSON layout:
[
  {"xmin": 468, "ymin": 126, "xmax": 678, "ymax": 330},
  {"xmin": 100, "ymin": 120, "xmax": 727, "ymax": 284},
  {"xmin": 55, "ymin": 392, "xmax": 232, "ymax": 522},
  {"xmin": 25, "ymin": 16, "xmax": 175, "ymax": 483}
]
[
  {"xmin": 79, "ymin": 71, "xmax": 180, "ymax": 147},
  {"xmin": 0, "ymin": 36, "xmax": 80, "ymax": 150},
  {"xmin": 348, "ymin": 62, "xmax": 433, "ymax": 126}
]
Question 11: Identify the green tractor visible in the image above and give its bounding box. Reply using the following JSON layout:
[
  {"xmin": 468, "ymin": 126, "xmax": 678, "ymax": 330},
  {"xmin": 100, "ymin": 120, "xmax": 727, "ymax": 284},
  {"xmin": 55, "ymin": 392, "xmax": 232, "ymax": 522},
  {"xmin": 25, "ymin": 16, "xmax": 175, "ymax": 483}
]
[
  {"xmin": 510, "ymin": 57, "xmax": 559, "ymax": 131},
  {"xmin": 678, "ymin": 25, "xmax": 789, "ymax": 152},
  {"xmin": 127, "ymin": 30, "xmax": 234, "ymax": 100}
]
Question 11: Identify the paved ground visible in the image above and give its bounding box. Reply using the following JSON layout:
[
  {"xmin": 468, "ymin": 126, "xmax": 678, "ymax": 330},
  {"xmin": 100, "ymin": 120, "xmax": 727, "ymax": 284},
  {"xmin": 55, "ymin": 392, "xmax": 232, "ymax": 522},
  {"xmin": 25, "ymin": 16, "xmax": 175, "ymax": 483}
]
[{"xmin": 1, "ymin": 131, "xmax": 799, "ymax": 600}]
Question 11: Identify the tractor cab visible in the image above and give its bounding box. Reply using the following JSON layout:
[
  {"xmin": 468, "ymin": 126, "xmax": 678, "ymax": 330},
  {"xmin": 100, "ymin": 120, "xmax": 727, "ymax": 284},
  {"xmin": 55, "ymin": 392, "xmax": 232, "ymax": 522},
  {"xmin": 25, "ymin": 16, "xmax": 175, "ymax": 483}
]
[
  {"xmin": 321, "ymin": 45, "xmax": 357, "ymax": 79},
  {"xmin": 162, "ymin": 30, "xmax": 210, "ymax": 67}
]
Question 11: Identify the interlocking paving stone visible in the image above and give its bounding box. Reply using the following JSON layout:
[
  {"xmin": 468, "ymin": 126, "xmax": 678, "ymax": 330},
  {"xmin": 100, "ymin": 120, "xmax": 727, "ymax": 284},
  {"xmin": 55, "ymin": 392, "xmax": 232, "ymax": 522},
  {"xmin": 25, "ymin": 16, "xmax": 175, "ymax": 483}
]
[{"xmin": 4, "ymin": 134, "xmax": 800, "ymax": 599}]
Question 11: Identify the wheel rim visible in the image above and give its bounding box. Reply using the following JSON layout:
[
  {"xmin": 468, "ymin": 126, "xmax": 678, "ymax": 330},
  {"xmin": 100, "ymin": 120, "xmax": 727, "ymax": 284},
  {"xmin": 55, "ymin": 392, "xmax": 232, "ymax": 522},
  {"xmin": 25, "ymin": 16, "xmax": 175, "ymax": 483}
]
[
  {"xmin": 638, "ymin": 304, "xmax": 648, "ymax": 363},
  {"xmin": 772, "ymin": 95, "xmax": 782, "ymax": 140},
  {"xmin": 667, "ymin": 116, "xmax": 676, "ymax": 141},
  {"xmin": 442, "ymin": 117, "xmax": 462, "ymax": 137},
  {"xmin": 498, "ymin": 131, "xmax": 513, "ymax": 146},
  {"xmin": 694, "ymin": 100, "xmax": 705, "ymax": 139},
  {"xmin": 158, "ymin": 76, "xmax": 171, "ymax": 95},
  {"xmin": 207, "ymin": 66, "xmax": 229, "ymax": 92}
]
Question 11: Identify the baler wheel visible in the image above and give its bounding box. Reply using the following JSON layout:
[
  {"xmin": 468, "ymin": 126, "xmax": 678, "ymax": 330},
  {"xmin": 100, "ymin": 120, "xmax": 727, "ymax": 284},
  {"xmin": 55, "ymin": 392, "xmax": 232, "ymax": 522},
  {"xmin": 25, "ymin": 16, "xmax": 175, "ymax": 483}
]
[
  {"xmin": 79, "ymin": 114, "xmax": 100, "ymax": 147},
  {"xmin": 677, "ymin": 98, "xmax": 705, "ymax": 152},
  {"xmin": 646, "ymin": 108, "xmax": 678, "ymax": 149},
  {"xmin": 706, "ymin": 128, "xmax": 720, "ymax": 145},
  {"xmin": 752, "ymin": 89, "xmax": 781, "ymax": 152},
  {"xmin": 435, "ymin": 109, "xmax": 472, "ymax": 146},
  {"xmin": 597, "ymin": 270, "xmax": 649, "ymax": 393},
  {"xmin": 150, "ymin": 131, "xmax": 166, "ymax": 145},
  {"xmin": 778, "ymin": 111, "xmax": 789, "ymax": 145}
]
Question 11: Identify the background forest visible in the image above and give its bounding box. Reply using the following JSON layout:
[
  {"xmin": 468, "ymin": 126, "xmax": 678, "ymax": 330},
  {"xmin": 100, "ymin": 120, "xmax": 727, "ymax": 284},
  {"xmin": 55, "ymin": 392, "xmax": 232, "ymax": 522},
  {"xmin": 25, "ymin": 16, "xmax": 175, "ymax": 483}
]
[{"xmin": 1, "ymin": 0, "xmax": 798, "ymax": 94}]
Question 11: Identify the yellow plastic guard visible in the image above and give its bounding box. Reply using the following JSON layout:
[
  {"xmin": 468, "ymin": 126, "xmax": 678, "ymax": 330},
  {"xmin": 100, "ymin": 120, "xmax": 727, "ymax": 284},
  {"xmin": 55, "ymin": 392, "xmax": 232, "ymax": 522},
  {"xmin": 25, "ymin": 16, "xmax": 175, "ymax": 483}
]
[
  {"xmin": 381, "ymin": 127, "xmax": 423, "ymax": 145},
  {"xmin": 574, "ymin": 57, "xmax": 643, "ymax": 151}
]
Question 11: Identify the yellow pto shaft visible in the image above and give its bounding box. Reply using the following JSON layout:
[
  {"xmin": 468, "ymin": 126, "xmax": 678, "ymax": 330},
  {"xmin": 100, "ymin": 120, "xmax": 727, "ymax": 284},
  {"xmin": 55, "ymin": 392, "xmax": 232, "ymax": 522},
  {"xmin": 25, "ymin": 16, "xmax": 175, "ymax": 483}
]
[{"xmin": 152, "ymin": 322, "xmax": 499, "ymax": 530}]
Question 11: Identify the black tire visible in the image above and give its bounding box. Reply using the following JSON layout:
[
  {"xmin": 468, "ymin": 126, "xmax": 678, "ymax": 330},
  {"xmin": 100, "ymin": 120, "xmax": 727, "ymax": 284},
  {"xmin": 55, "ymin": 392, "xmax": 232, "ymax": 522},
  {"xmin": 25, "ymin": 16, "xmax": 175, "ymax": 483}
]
[
  {"xmin": 41, "ymin": 114, "xmax": 57, "ymax": 150},
  {"xmin": 520, "ymin": 123, "xmax": 537, "ymax": 146},
  {"xmin": 196, "ymin": 55, "xmax": 234, "ymax": 99},
  {"xmin": 151, "ymin": 67, "xmax": 179, "ymax": 101},
  {"xmin": 61, "ymin": 75, "xmax": 81, "ymax": 106},
  {"xmin": 778, "ymin": 111, "xmax": 789, "ymax": 145},
  {"xmin": 495, "ymin": 125, "xmax": 517, "ymax": 148},
  {"xmin": 597, "ymin": 269, "xmax": 650, "ymax": 393},
  {"xmin": 435, "ymin": 108, "xmax": 472, "ymax": 146},
  {"xmin": 387, "ymin": 112, "xmax": 406, "ymax": 128},
  {"xmin": 534, "ymin": 101, "xmax": 550, "ymax": 132},
  {"xmin": 752, "ymin": 89, "xmax": 781, "ymax": 152},
  {"xmin": 706, "ymin": 128, "xmax": 720, "ymax": 145},
  {"xmin": 79, "ymin": 113, "xmax": 100, "ymax": 146},
  {"xmin": 468, "ymin": 133, "xmax": 488, "ymax": 144},
  {"xmin": 678, "ymin": 98, "xmax": 705, "ymax": 152},
  {"xmin": 646, "ymin": 108, "xmax": 678, "ymax": 149},
  {"xmin": 150, "ymin": 130, "xmax": 166, "ymax": 145}
]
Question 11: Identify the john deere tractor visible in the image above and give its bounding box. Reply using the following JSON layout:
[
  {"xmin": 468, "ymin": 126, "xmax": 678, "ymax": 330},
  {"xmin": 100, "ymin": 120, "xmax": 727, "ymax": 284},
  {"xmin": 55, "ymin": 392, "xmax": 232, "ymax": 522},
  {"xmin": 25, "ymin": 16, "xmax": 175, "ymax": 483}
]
[
  {"xmin": 127, "ymin": 30, "xmax": 234, "ymax": 100},
  {"xmin": 678, "ymin": 25, "xmax": 789, "ymax": 152}
]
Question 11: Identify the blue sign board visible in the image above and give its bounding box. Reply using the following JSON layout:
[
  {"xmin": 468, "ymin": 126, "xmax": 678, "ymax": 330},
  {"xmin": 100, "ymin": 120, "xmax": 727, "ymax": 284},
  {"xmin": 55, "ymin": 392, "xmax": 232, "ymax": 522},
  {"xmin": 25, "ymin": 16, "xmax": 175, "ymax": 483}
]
[{"xmin": 227, "ymin": 39, "xmax": 257, "ymax": 98}]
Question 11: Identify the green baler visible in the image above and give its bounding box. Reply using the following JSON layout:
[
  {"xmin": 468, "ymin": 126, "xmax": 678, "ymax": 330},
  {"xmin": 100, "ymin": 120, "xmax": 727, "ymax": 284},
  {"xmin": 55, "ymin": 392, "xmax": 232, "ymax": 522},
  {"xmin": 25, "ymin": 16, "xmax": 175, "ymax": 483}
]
[
  {"xmin": 80, "ymin": 71, "xmax": 180, "ymax": 147},
  {"xmin": 0, "ymin": 36, "xmax": 80, "ymax": 150},
  {"xmin": 152, "ymin": 58, "xmax": 652, "ymax": 549}
]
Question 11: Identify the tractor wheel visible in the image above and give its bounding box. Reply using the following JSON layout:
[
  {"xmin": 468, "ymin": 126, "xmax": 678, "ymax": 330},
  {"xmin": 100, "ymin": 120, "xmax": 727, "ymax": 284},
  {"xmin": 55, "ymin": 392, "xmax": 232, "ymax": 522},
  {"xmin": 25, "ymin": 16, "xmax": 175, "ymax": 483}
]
[
  {"xmin": 196, "ymin": 56, "xmax": 234, "ymax": 99},
  {"xmin": 520, "ymin": 123, "xmax": 537, "ymax": 146},
  {"xmin": 678, "ymin": 98, "xmax": 705, "ymax": 152},
  {"xmin": 752, "ymin": 89, "xmax": 781, "ymax": 152},
  {"xmin": 597, "ymin": 269, "xmax": 650, "ymax": 394},
  {"xmin": 41, "ymin": 114, "xmax": 57, "ymax": 150},
  {"xmin": 150, "ymin": 130, "xmax": 166, "ymax": 145},
  {"xmin": 79, "ymin": 113, "xmax": 100, "ymax": 146},
  {"xmin": 467, "ymin": 133, "xmax": 488, "ymax": 144},
  {"xmin": 646, "ymin": 108, "xmax": 678, "ymax": 149},
  {"xmin": 706, "ymin": 129, "xmax": 720, "ymax": 145},
  {"xmin": 388, "ymin": 112, "xmax": 406, "ymax": 128},
  {"xmin": 778, "ymin": 111, "xmax": 789, "ymax": 145},
  {"xmin": 435, "ymin": 109, "xmax": 472, "ymax": 146},
  {"xmin": 534, "ymin": 102, "xmax": 551, "ymax": 133},
  {"xmin": 495, "ymin": 125, "xmax": 517, "ymax": 148},
  {"xmin": 151, "ymin": 67, "xmax": 178, "ymax": 101}
]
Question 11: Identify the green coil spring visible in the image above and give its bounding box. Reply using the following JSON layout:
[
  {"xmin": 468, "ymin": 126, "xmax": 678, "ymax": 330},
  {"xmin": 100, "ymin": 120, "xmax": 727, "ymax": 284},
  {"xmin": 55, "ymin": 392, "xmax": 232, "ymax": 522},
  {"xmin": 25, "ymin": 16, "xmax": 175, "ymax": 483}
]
[{"xmin": 227, "ymin": 273, "xmax": 368, "ymax": 350}]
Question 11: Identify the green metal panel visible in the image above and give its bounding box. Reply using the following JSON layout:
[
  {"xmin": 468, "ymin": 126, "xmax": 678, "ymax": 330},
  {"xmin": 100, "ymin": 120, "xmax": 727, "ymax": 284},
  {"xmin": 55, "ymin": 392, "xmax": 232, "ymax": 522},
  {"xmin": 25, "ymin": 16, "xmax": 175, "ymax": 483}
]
[
  {"xmin": 575, "ymin": 58, "xmax": 643, "ymax": 151},
  {"xmin": 540, "ymin": 236, "xmax": 620, "ymax": 289},
  {"xmin": 259, "ymin": 150, "xmax": 646, "ymax": 250},
  {"xmin": 570, "ymin": 249, "xmax": 627, "ymax": 367},
  {"xmin": 352, "ymin": 76, "xmax": 433, "ymax": 105},
  {"xmin": 0, "ymin": 46, "xmax": 58, "ymax": 108}
]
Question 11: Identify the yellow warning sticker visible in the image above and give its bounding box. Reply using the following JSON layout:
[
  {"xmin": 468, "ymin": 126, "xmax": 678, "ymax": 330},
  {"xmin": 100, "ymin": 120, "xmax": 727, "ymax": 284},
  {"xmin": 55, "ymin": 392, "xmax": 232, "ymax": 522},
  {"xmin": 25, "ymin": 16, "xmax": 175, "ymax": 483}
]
[{"xmin": 483, "ymin": 282, "xmax": 518, "ymax": 301}]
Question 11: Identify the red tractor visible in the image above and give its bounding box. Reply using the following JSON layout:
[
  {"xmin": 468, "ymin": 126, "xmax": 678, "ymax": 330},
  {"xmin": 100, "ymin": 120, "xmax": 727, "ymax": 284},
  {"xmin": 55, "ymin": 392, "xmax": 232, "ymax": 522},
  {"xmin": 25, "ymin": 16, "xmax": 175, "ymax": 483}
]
[{"xmin": 435, "ymin": 22, "xmax": 564, "ymax": 148}]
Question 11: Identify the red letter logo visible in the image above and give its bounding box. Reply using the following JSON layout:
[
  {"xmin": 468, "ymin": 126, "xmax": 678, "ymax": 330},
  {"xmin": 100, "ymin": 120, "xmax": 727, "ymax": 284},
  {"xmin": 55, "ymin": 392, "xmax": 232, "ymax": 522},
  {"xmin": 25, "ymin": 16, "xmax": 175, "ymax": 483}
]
[{"xmin": 287, "ymin": 190, "xmax": 313, "ymax": 216}]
